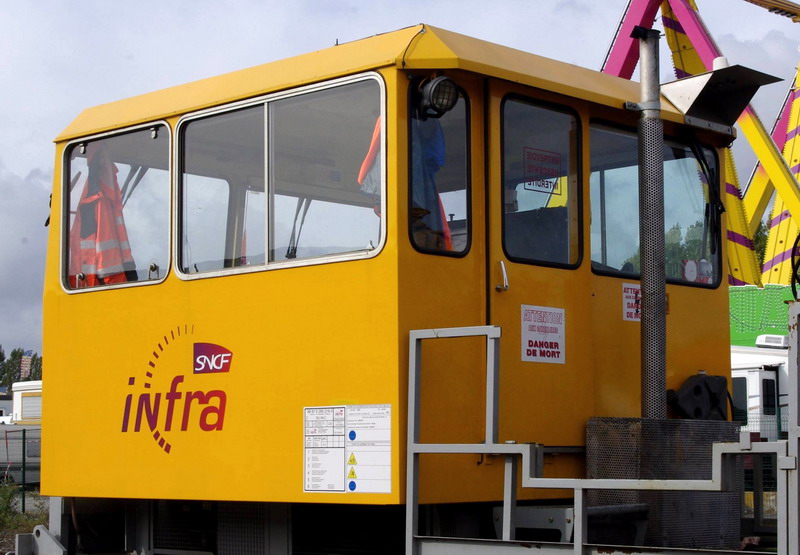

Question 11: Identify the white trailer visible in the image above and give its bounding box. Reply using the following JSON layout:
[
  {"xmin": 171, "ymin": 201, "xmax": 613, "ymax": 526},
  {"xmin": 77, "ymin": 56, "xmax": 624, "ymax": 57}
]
[{"xmin": 731, "ymin": 337, "xmax": 790, "ymax": 441}]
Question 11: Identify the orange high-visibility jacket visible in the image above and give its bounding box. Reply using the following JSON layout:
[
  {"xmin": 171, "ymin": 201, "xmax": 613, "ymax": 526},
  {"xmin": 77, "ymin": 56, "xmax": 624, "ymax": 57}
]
[{"xmin": 68, "ymin": 144, "xmax": 136, "ymax": 288}]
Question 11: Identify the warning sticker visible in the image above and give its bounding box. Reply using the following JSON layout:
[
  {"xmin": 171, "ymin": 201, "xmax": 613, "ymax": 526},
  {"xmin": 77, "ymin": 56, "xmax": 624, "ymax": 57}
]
[
  {"xmin": 303, "ymin": 407, "xmax": 346, "ymax": 492},
  {"xmin": 623, "ymin": 283, "xmax": 641, "ymax": 322},
  {"xmin": 304, "ymin": 404, "xmax": 391, "ymax": 493},
  {"xmin": 521, "ymin": 305, "xmax": 565, "ymax": 364},
  {"xmin": 520, "ymin": 147, "xmax": 562, "ymax": 195}
]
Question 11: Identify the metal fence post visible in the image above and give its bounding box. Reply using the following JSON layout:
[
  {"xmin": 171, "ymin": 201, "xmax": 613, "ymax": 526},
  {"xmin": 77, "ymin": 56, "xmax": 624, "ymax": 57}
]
[{"xmin": 21, "ymin": 428, "xmax": 26, "ymax": 513}]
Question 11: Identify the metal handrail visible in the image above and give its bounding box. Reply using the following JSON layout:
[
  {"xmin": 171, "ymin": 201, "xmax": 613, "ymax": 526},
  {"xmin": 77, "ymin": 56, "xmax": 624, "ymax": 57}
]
[{"xmin": 406, "ymin": 324, "xmax": 799, "ymax": 555}]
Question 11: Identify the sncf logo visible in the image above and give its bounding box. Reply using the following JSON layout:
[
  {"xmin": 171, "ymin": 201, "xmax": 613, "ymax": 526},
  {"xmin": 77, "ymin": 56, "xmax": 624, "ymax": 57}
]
[
  {"xmin": 194, "ymin": 343, "xmax": 233, "ymax": 374},
  {"xmin": 120, "ymin": 325, "xmax": 232, "ymax": 455}
]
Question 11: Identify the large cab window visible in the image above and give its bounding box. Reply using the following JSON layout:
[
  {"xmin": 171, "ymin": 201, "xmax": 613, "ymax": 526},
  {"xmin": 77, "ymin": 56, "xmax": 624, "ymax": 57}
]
[
  {"xmin": 501, "ymin": 98, "xmax": 580, "ymax": 266},
  {"xmin": 178, "ymin": 75, "xmax": 384, "ymax": 276},
  {"xmin": 65, "ymin": 125, "xmax": 170, "ymax": 290},
  {"xmin": 269, "ymin": 80, "xmax": 382, "ymax": 261},
  {"xmin": 590, "ymin": 125, "xmax": 721, "ymax": 285}
]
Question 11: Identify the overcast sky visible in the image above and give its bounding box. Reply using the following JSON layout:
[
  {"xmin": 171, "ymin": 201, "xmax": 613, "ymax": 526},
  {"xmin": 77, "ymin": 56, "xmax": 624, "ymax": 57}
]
[{"xmin": 0, "ymin": 0, "xmax": 797, "ymax": 355}]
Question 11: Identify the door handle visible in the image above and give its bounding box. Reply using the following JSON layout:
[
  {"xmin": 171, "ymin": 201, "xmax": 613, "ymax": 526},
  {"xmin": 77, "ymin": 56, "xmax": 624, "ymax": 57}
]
[{"xmin": 496, "ymin": 260, "xmax": 509, "ymax": 292}]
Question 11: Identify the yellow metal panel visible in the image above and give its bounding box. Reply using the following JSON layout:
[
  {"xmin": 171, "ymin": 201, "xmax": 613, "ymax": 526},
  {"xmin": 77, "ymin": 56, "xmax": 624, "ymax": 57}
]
[
  {"xmin": 44, "ymin": 246, "xmax": 404, "ymax": 503},
  {"xmin": 485, "ymin": 80, "xmax": 593, "ymax": 450},
  {"xmin": 590, "ymin": 277, "xmax": 731, "ymax": 416},
  {"xmin": 397, "ymin": 74, "xmax": 503, "ymax": 503}
]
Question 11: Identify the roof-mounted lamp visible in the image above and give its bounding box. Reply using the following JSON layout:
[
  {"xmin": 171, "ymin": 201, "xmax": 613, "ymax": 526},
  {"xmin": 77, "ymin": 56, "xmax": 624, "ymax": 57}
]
[{"xmin": 418, "ymin": 76, "xmax": 458, "ymax": 119}]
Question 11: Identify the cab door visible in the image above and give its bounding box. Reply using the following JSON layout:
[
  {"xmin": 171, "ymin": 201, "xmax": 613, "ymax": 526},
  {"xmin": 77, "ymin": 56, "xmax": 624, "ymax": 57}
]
[{"xmin": 485, "ymin": 80, "xmax": 593, "ymax": 449}]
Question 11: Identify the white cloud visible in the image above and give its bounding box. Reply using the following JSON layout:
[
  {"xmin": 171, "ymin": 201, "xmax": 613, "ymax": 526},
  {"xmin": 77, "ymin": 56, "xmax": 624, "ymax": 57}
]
[{"xmin": 0, "ymin": 161, "xmax": 51, "ymax": 354}]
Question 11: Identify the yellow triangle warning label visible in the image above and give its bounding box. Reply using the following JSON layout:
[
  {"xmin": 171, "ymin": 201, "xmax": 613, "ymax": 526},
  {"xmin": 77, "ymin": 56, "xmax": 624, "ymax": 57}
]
[
  {"xmin": 348, "ymin": 453, "xmax": 358, "ymax": 465},
  {"xmin": 347, "ymin": 467, "xmax": 357, "ymax": 479}
]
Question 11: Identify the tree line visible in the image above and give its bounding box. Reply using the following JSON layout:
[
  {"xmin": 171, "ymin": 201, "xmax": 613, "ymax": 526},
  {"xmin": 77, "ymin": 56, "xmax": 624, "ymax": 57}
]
[
  {"xmin": 622, "ymin": 220, "xmax": 771, "ymax": 280},
  {"xmin": 0, "ymin": 347, "xmax": 41, "ymax": 392}
]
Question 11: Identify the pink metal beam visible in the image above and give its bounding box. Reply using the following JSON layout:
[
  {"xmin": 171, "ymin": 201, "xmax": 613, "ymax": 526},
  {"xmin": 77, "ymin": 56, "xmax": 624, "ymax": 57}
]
[
  {"xmin": 770, "ymin": 86, "xmax": 794, "ymax": 151},
  {"xmin": 602, "ymin": 0, "xmax": 663, "ymax": 78}
]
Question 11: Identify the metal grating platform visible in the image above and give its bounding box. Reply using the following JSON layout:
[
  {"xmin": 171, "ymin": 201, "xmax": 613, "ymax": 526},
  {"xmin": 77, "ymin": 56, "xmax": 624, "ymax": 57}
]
[{"xmin": 586, "ymin": 417, "xmax": 741, "ymax": 549}]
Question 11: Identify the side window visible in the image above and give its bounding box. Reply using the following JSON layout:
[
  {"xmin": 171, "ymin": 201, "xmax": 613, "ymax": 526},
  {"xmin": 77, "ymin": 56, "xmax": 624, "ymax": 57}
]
[
  {"xmin": 409, "ymin": 81, "xmax": 469, "ymax": 254},
  {"xmin": 502, "ymin": 98, "xmax": 580, "ymax": 266},
  {"xmin": 590, "ymin": 125, "xmax": 721, "ymax": 285},
  {"xmin": 178, "ymin": 76, "xmax": 383, "ymax": 276},
  {"xmin": 65, "ymin": 125, "xmax": 169, "ymax": 289},
  {"xmin": 269, "ymin": 79, "xmax": 382, "ymax": 262},
  {"xmin": 180, "ymin": 105, "xmax": 264, "ymax": 273}
]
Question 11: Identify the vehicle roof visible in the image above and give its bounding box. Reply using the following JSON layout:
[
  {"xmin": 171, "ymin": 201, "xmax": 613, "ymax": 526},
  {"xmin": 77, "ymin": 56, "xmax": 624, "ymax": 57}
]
[
  {"xmin": 57, "ymin": 24, "xmax": 684, "ymax": 142},
  {"xmin": 731, "ymin": 344, "xmax": 788, "ymax": 370}
]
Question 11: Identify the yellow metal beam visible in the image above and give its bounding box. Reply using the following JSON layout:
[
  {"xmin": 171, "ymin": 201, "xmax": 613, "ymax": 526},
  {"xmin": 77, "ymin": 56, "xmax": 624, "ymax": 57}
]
[
  {"xmin": 740, "ymin": 105, "xmax": 800, "ymax": 227},
  {"xmin": 742, "ymin": 0, "xmax": 800, "ymax": 21},
  {"xmin": 761, "ymin": 67, "xmax": 800, "ymax": 284}
]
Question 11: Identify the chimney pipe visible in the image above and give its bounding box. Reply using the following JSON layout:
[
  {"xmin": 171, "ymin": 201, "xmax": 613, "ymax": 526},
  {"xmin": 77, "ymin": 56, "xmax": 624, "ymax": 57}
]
[{"xmin": 633, "ymin": 26, "xmax": 667, "ymax": 419}]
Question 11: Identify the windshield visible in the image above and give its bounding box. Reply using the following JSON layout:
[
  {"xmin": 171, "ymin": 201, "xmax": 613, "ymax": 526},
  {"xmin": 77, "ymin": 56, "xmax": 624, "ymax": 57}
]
[{"xmin": 589, "ymin": 124, "xmax": 720, "ymax": 286}]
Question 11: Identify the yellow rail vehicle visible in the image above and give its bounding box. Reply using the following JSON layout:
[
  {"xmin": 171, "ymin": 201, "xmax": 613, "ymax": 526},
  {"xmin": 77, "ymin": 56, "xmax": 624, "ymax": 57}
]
[{"xmin": 43, "ymin": 25, "xmax": 731, "ymax": 552}]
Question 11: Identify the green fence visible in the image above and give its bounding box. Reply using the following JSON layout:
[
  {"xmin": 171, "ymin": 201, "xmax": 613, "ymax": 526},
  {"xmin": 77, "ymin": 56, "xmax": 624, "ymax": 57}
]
[
  {"xmin": 1, "ymin": 427, "xmax": 41, "ymax": 512},
  {"xmin": 729, "ymin": 284, "xmax": 793, "ymax": 347}
]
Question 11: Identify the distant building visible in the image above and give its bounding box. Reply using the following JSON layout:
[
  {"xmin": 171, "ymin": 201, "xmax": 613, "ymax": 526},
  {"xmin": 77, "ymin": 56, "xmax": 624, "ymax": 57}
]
[
  {"xmin": 20, "ymin": 350, "xmax": 33, "ymax": 379},
  {"xmin": 12, "ymin": 380, "xmax": 42, "ymax": 425}
]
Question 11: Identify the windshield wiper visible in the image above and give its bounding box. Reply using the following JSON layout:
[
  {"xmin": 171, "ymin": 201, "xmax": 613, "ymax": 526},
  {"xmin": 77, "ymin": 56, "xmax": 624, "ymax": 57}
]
[{"xmin": 689, "ymin": 141, "xmax": 724, "ymax": 256}]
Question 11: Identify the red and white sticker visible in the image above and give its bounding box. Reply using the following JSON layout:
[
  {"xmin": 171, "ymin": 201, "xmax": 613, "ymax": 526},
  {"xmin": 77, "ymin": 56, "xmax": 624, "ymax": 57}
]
[
  {"xmin": 623, "ymin": 283, "xmax": 641, "ymax": 322},
  {"xmin": 521, "ymin": 147, "xmax": 562, "ymax": 195},
  {"xmin": 521, "ymin": 305, "xmax": 565, "ymax": 364}
]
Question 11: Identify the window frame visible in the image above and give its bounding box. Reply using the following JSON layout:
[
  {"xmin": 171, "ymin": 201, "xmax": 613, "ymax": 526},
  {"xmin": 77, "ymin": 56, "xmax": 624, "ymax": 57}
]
[
  {"xmin": 174, "ymin": 72, "xmax": 387, "ymax": 281},
  {"xmin": 60, "ymin": 121, "xmax": 172, "ymax": 294},
  {"xmin": 588, "ymin": 120, "xmax": 723, "ymax": 289},
  {"xmin": 499, "ymin": 94, "xmax": 583, "ymax": 270},
  {"xmin": 406, "ymin": 78, "xmax": 472, "ymax": 258}
]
